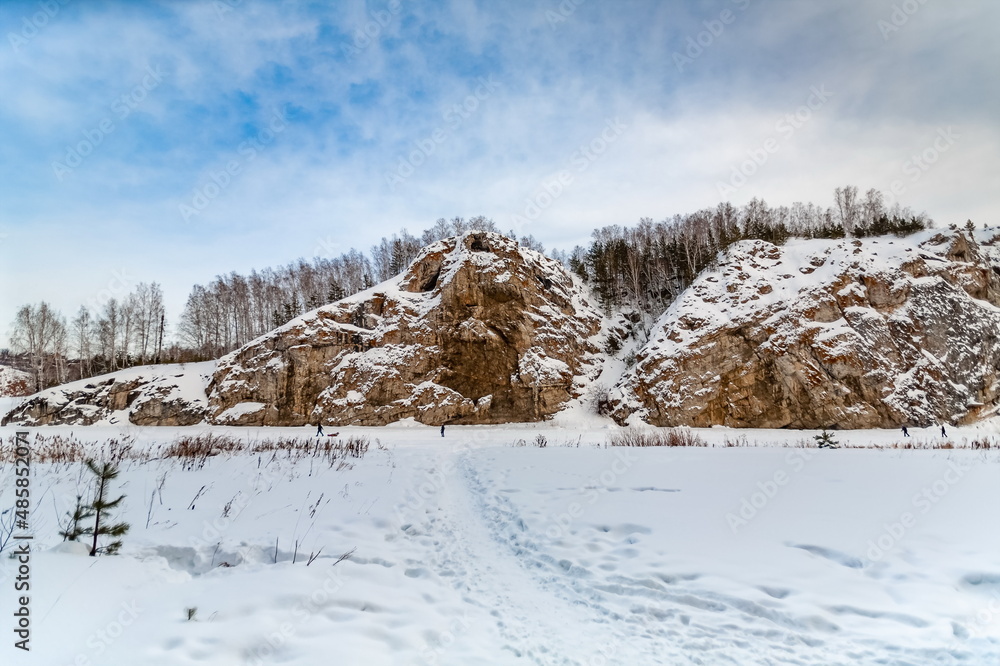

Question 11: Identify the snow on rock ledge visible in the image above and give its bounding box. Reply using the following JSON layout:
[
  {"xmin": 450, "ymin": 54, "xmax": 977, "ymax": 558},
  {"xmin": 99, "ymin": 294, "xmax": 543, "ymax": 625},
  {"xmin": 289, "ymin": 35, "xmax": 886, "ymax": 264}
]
[
  {"xmin": 207, "ymin": 232, "xmax": 604, "ymax": 426},
  {"xmin": 611, "ymin": 230, "xmax": 1000, "ymax": 428}
]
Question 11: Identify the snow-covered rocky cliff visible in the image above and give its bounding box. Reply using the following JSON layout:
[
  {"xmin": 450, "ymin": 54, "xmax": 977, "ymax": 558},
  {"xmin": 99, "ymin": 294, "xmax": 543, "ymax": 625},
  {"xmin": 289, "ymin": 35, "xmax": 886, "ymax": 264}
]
[
  {"xmin": 207, "ymin": 231, "xmax": 605, "ymax": 426},
  {"xmin": 611, "ymin": 229, "xmax": 1000, "ymax": 428},
  {"xmin": 6, "ymin": 228, "xmax": 999, "ymax": 430}
]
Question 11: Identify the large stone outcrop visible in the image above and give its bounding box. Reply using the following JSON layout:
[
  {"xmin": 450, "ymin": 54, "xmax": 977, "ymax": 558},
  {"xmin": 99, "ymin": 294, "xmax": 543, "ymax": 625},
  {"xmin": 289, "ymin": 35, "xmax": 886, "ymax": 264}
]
[
  {"xmin": 208, "ymin": 232, "xmax": 604, "ymax": 426},
  {"xmin": 610, "ymin": 230, "xmax": 1000, "ymax": 428}
]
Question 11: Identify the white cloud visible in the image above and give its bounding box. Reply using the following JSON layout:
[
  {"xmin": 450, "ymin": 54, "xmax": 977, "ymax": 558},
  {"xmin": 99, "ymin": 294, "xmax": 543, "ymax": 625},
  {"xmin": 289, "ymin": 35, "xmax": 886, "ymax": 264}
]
[{"xmin": 1, "ymin": 0, "xmax": 998, "ymax": 332}]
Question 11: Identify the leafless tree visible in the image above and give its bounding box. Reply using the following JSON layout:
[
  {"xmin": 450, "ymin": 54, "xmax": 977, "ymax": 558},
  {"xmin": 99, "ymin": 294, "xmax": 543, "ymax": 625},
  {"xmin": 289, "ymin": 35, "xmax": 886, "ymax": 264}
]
[
  {"xmin": 72, "ymin": 306, "xmax": 94, "ymax": 378},
  {"xmin": 834, "ymin": 185, "xmax": 861, "ymax": 236},
  {"xmin": 9, "ymin": 302, "xmax": 67, "ymax": 391}
]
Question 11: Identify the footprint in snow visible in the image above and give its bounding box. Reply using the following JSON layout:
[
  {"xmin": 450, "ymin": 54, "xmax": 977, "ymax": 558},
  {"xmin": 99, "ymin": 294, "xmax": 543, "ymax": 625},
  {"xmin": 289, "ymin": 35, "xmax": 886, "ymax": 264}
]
[
  {"xmin": 758, "ymin": 585, "xmax": 792, "ymax": 599},
  {"xmin": 961, "ymin": 572, "xmax": 1000, "ymax": 589},
  {"xmin": 789, "ymin": 543, "xmax": 864, "ymax": 569}
]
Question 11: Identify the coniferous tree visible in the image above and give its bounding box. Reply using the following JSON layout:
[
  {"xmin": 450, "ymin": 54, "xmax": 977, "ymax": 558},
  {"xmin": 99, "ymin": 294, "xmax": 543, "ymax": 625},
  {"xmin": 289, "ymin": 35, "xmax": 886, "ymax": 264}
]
[
  {"xmin": 327, "ymin": 280, "xmax": 346, "ymax": 303},
  {"xmin": 58, "ymin": 495, "xmax": 94, "ymax": 542},
  {"xmin": 85, "ymin": 460, "xmax": 130, "ymax": 556},
  {"xmin": 814, "ymin": 429, "xmax": 839, "ymax": 449}
]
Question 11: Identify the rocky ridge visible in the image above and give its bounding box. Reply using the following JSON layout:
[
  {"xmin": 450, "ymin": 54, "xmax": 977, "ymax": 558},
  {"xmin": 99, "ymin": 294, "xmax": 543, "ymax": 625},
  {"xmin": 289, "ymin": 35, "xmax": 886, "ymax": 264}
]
[
  {"xmin": 5, "ymin": 228, "xmax": 1000, "ymax": 430},
  {"xmin": 3, "ymin": 232, "xmax": 605, "ymax": 427},
  {"xmin": 1, "ymin": 362, "xmax": 213, "ymax": 426},
  {"xmin": 610, "ymin": 229, "xmax": 1000, "ymax": 428}
]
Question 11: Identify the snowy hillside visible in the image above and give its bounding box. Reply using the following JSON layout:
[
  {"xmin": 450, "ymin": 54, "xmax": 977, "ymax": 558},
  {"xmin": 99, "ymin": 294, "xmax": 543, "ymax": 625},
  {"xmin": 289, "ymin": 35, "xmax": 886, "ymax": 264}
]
[
  {"xmin": 5, "ymin": 233, "xmax": 606, "ymax": 429},
  {"xmin": 205, "ymin": 231, "xmax": 604, "ymax": 427},
  {"xmin": 2, "ymin": 423, "xmax": 1000, "ymax": 664}
]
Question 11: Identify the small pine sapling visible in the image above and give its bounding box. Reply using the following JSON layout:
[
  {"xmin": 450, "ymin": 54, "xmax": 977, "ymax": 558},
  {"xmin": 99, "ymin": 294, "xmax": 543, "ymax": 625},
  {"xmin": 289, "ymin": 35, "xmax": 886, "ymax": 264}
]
[
  {"xmin": 85, "ymin": 459, "xmax": 131, "ymax": 556},
  {"xmin": 814, "ymin": 429, "xmax": 839, "ymax": 449},
  {"xmin": 59, "ymin": 494, "xmax": 95, "ymax": 542}
]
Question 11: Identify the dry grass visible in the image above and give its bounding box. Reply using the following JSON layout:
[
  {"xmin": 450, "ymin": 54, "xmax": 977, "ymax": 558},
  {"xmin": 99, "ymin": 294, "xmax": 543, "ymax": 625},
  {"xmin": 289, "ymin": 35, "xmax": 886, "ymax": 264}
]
[
  {"xmin": 162, "ymin": 433, "xmax": 371, "ymax": 470},
  {"xmin": 796, "ymin": 437, "xmax": 994, "ymax": 450},
  {"xmin": 724, "ymin": 434, "xmax": 750, "ymax": 448},
  {"xmin": 0, "ymin": 434, "xmax": 135, "ymax": 464},
  {"xmin": 972, "ymin": 438, "xmax": 993, "ymax": 450},
  {"xmin": 509, "ymin": 433, "xmax": 549, "ymax": 448},
  {"xmin": 609, "ymin": 427, "xmax": 707, "ymax": 448},
  {"xmin": 840, "ymin": 439, "xmax": 954, "ymax": 450},
  {"xmin": 0, "ymin": 432, "xmax": 372, "ymax": 468}
]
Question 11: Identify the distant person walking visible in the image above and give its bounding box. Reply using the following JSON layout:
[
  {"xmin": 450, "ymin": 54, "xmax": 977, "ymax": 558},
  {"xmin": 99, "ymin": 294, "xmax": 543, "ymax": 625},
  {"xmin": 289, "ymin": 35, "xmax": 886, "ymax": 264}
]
[
  {"xmin": 316, "ymin": 423, "xmax": 325, "ymax": 437},
  {"xmin": 901, "ymin": 425, "xmax": 909, "ymax": 437},
  {"xmin": 441, "ymin": 424, "xmax": 445, "ymax": 437},
  {"xmin": 941, "ymin": 424, "xmax": 947, "ymax": 437}
]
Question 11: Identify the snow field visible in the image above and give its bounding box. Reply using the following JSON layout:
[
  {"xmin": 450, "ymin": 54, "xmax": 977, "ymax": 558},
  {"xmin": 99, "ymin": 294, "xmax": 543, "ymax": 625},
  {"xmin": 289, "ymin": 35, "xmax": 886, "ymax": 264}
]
[{"xmin": 1, "ymin": 422, "xmax": 999, "ymax": 665}]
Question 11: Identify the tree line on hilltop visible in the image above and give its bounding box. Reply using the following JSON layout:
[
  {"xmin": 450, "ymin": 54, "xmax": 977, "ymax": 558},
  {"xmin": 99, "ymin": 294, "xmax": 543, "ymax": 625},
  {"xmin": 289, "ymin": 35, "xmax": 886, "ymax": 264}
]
[
  {"xmin": 573, "ymin": 186, "xmax": 930, "ymax": 314},
  {"xmin": 5, "ymin": 186, "xmax": 940, "ymax": 392}
]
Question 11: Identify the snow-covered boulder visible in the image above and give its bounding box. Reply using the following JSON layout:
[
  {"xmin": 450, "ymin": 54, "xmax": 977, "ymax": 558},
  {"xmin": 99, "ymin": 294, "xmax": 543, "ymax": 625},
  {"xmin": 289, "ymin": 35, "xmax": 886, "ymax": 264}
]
[
  {"xmin": 1, "ymin": 363, "xmax": 214, "ymax": 426},
  {"xmin": 612, "ymin": 230, "xmax": 1000, "ymax": 428}
]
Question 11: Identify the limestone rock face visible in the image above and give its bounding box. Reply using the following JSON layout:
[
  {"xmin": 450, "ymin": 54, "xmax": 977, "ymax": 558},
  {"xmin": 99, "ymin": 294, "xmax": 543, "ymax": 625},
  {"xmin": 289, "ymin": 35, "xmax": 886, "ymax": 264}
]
[
  {"xmin": 611, "ymin": 230, "xmax": 1000, "ymax": 428},
  {"xmin": 1, "ymin": 363, "xmax": 213, "ymax": 426},
  {"xmin": 208, "ymin": 232, "xmax": 604, "ymax": 426}
]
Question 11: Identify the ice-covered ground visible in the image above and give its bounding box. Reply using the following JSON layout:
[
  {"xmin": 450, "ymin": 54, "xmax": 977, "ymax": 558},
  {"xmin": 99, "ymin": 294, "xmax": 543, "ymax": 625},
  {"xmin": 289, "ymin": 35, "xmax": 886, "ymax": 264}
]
[{"xmin": 2, "ymin": 421, "xmax": 1000, "ymax": 665}]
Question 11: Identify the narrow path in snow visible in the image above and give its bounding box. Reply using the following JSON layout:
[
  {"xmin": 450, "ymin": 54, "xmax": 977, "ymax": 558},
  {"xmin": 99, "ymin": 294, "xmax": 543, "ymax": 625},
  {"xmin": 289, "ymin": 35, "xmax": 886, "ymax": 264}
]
[
  {"xmin": 451, "ymin": 450, "xmax": 668, "ymax": 665},
  {"xmin": 401, "ymin": 448, "xmax": 606, "ymax": 665},
  {"xmin": 453, "ymin": 450, "xmax": 742, "ymax": 665}
]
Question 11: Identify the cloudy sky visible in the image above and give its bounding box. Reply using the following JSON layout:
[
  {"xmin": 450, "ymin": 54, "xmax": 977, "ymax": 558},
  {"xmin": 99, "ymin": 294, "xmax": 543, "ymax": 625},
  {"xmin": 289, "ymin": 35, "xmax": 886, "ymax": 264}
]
[{"xmin": 1, "ymin": 0, "xmax": 998, "ymax": 333}]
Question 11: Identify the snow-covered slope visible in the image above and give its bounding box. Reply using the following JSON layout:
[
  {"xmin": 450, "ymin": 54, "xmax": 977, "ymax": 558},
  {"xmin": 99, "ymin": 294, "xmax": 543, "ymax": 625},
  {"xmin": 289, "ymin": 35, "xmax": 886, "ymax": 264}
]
[
  {"xmin": 2, "ymin": 233, "xmax": 604, "ymax": 428},
  {"xmin": 6, "ymin": 229, "xmax": 1000, "ymax": 430},
  {"xmin": 612, "ymin": 229, "xmax": 1000, "ymax": 428}
]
